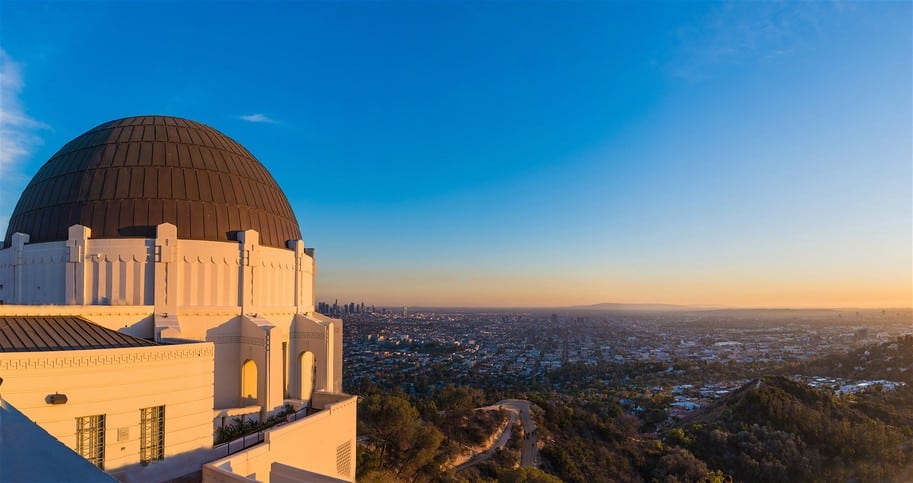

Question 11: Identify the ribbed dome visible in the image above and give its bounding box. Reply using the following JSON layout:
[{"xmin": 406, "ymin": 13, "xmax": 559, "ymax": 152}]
[{"xmin": 4, "ymin": 116, "xmax": 301, "ymax": 249}]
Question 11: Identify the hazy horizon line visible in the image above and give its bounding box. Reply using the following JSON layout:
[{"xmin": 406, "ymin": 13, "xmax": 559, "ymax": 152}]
[{"xmin": 315, "ymin": 301, "xmax": 913, "ymax": 312}]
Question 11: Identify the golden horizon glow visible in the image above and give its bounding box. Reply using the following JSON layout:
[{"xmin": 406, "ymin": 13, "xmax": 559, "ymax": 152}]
[{"xmin": 318, "ymin": 268, "xmax": 913, "ymax": 309}]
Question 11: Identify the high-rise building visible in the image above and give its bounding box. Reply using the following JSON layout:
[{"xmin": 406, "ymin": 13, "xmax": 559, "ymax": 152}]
[{"xmin": 0, "ymin": 116, "xmax": 355, "ymax": 482}]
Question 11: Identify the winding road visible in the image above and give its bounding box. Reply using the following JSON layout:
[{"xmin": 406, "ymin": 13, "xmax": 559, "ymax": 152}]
[{"xmin": 455, "ymin": 399, "xmax": 539, "ymax": 472}]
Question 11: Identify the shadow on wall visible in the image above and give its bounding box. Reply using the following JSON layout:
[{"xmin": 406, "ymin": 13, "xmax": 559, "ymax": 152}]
[{"xmin": 117, "ymin": 315, "xmax": 155, "ymax": 339}]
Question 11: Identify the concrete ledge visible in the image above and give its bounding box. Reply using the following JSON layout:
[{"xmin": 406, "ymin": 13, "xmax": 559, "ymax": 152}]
[{"xmin": 203, "ymin": 394, "xmax": 357, "ymax": 482}]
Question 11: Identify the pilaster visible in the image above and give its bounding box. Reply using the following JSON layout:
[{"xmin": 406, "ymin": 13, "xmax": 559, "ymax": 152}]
[
  {"xmin": 11, "ymin": 232, "xmax": 29, "ymax": 304},
  {"xmin": 65, "ymin": 225, "xmax": 91, "ymax": 304},
  {"xmin": 154, "ymin": 223, "xmax": 180, "ymax": 338},
  {"xmin": 239, "ymin": 230, "xmax": 260, "ymax": 314}
]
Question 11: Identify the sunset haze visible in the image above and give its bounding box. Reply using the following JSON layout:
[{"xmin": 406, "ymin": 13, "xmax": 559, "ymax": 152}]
[{"xmin": 1, "ymin": 1, "xmax": 910, "ymax": 309}]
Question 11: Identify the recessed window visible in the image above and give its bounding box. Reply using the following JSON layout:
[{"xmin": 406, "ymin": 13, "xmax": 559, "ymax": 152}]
[
  {"xmin": 241, "ymin": 359, "xmax": 258, "ymax": 404},
  {"xmin": 140, "ymin": 405, "xmax": 165, "ymax": 464},
  {"xmin": 76, "ymin": 414, "xmax": 105, "ymax": 469}
]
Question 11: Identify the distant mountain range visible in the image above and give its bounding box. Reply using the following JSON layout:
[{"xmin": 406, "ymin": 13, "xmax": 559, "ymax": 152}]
[
  {"xmin": 566, "ymin": 303, "xmax": 913, "ymax": 314},
  {"xmin": 397, "ymin": 304, "xmax": 907, "ymax": 316},
  {"xmin": 406, "ymin": 303, "xmax": 711, "ymax": 313},
  {"xmin": 565, "ymin": 302, "xmax": 718, "ymax": 312}
]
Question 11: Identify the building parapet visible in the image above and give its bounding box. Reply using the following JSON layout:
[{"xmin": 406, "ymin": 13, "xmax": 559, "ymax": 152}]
[{"xmin": 203, "ymin": 394, "xmax": 356, "ymax": 482}]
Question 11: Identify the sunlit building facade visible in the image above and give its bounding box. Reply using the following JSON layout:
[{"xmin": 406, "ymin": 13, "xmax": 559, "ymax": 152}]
[{"xmin": 0, "ymin": 116, "xmax": 355, "ymax": 482}]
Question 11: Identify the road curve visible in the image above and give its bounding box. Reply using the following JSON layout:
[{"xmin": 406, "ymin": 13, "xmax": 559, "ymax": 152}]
[
  {"xmin": 456, "ymin": 399, "xmax": 539, "ymax": 472},
  {"xmin": 454, "ymin": 410, "xmax": 517, "ymax": 471},
  {"xmin": 496, "ymin": 399, "xmax": 539, "ymax": 467}
]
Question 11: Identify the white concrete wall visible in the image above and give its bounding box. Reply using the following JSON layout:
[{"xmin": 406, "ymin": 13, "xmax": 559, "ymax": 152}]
[
  {"xmin": 0, "ymin": 224, "xmax": 313, "ymax": 313},
  {"xmin": 0, "ymin": 308, "xmax": 341, "ymax": 424},
  {"xmin": 23, "ymin": 241, "xmax": 68, "ymax": 304},
  {"xmin": 0, "ymin": 239, "xmax": 68, "ymax": 305},
  {"xmin": 202, "ymin": 394, "xmax": 357, "ymax": 483},
  {"xmin": 289, "ymin": 315, "xmax": 334, "ymax": 399},
  {"xmin": 84, "ymin": 239, "xmax": 156, "ymax": 306},
  {"xmin": 0, "ymin": 225, "xmax": 350, "ymax": 477},
  {"xmin": 177, "ymin": 240, "xmax": 243, "ymax": 308},
  {"xmin": 257, "ymin": 246, "xmax": 295, "ymax": 308},
  {"xmin": 0, "ymin": 342, "xmax": 216, "ymax": 477},
  {"xmin": 270, "ymin": 463, "xmax": 350, "ymax": 483},
  {"xmin": 0, "ymin": 246, "xmax": 11, "ymax": 303}
]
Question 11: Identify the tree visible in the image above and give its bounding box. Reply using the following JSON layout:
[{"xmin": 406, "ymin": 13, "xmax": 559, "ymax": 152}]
[
  {"xmin": 394, "ymin": 422, "xmax": 444, "ymax": 478},
  {"xmin": 360, "ymin": 394, "xmax": 421, "ymax": 467},
  {"xmin": 498, "ymin": 466, "xmax": 563, "ymax": 483},
  {"xmin": 359, "ymin": 393, "xmax": 444, "ymax": 479},
  {"xmin": 654, "ymin": 447, "xmax": 709, "ymax": 482},
  {"xmin": 438, "ymin": 384, "xmax": 484, "ymax": 412}
]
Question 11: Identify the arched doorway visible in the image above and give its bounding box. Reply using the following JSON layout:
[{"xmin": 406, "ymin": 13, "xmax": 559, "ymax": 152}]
[
  {"xmin": 299, "ymin": 351, "xmax": 316, "ymax": 401},
  {"xmin": 241, "ymin": 359, "xmax": 258, "ymax": 404}
]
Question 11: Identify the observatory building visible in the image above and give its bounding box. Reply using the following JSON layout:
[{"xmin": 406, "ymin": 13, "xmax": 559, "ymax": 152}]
[{"xmin": 0, "ymin": 116, "xmax": 356, "ymax": 482}]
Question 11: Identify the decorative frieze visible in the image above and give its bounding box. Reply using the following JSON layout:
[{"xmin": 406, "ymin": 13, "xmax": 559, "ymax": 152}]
[
  {"xmin": 292, "ymin": 331, "xmax": 327, "ymax": 341},
  {"xmin": 205, "ymin": 335, "xmax": 262, "ymax": 345},
  {"xmin": 0, "ymin": 345, "xmax": 214, "ymax": 370}
]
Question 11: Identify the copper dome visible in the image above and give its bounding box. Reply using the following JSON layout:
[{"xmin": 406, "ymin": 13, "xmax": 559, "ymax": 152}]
[{"xmin": 4, "ymin": 116, "xmax": 301, "ymax": 249}]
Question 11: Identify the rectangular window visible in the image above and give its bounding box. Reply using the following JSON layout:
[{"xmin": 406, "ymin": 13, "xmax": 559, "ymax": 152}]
[
  {"xmin": 76, "ymin": 414, "xmax": 105, "ymax": 469},
  {"xmin": 140, "ymin": 405, "xmax": 165, "ymax": 464}
]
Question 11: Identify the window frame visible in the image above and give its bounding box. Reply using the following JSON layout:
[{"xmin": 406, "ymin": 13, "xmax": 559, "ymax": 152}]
[
  {"xmin": 76, "ymin": 413, "xmax": 106, "ymax": 469},
  {"xmin": 140, "ymin": 405, "xmax": 165, "ymax": 465}
]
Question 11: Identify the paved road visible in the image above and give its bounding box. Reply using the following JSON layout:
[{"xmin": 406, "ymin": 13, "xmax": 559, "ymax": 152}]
[
  {"xmin": 454, "ymin": 410, "xmax": 517, "ymax": 471},
  {"xmin": 455, "ymin": 399, "xmax": 539, "ymax": 472},
  {"xmin": 497, "ymin": 399, "xmax": 539, "ymax": 467}
]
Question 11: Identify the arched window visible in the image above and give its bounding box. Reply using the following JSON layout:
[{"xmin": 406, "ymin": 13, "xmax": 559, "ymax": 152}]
[
  {"xmin": 299, "ymin": 351, "xmax": 316, "ymax": 401},
  {"xmin": 241, "ymin": 359, "xmax": 257, "ymax": 404}
]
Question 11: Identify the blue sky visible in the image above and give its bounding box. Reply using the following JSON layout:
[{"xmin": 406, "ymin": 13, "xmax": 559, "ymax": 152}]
[{"xmin": 1, "ymin": 1, "xmax": 910, "ymax": 307}]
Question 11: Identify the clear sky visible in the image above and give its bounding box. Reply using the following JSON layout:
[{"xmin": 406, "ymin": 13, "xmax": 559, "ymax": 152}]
[{"xmin": 1, "ymin": 1, "xmax": 910, "ymax": 308}]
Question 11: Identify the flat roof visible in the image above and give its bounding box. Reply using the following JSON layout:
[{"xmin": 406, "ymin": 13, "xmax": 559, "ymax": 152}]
[{"xmin": 0, "ymin": 316, "xmax": 157, "ymax": 352}]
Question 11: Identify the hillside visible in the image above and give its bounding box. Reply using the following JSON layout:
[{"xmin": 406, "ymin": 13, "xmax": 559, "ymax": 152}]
[
  {"xmin": 673, "ymin": 375, "xmax": 913, "ymax": 482},
  {"xmin": 351, "ymin": 335, "xmax": 913, "ymax": 482},
  {"xmin": 793, "ymin": 334, "xmax": 913, "ymax": 383}
]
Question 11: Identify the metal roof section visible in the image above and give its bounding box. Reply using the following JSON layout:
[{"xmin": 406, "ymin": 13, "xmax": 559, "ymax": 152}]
[
  {"xmin": 4, "ymin": 115, "xmax": 301, "ymax": 249},
  {"xmin": 0, "ymin": 316, "xmax": 158, "ymax": 352}
]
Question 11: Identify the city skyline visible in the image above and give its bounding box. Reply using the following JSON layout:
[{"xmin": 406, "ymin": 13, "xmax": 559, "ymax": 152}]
[{"xmin": 1, "ymin": 2, "xmax": 910, "ymax": 309}]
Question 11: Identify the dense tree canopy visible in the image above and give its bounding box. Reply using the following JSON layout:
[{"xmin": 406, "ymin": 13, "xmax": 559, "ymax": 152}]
[{"xmin": 353, "ymin": 336, "xmax": 913, "ymax": 482}]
